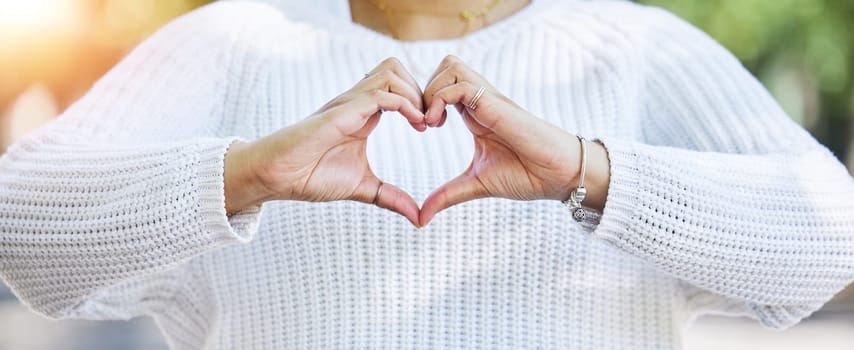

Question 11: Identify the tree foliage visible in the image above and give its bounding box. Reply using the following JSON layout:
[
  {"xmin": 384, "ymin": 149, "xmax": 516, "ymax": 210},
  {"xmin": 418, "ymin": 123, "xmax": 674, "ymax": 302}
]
[{"xmin": 639, "ymin": 0, "xmax": 853, "ymax": 164}]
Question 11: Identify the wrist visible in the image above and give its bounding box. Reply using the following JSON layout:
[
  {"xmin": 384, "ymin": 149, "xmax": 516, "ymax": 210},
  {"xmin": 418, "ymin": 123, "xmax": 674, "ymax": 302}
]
[
  {"xmin": 224, "ymin": 140, "xmax": 272, "ymax": 215},
  {"xmin": 582, "ymin": 140, "xmax": 610, "ymax": 211},
  {"xmin": 557, "ymin": 137, "xmax": 610, "ymax": 211}
]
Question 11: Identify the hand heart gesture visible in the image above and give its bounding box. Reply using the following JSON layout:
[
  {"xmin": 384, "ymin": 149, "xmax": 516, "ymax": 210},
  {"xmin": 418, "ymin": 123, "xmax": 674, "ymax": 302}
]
[{"xmin": 225, "ymin": 56, "xmax": 610, "ymax": 227}]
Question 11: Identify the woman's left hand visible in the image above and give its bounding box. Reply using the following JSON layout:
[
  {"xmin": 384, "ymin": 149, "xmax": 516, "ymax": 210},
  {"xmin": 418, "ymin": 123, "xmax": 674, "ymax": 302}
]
[{"xmin": 419, "ymin": 56, "xmax": 611, "ymax": 226}]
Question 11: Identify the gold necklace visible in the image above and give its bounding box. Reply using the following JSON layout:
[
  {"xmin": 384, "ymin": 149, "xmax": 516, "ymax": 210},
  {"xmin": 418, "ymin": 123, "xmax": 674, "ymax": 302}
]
[{"xmin": 367, "ymin": 0, "xmax": 504, "ymax": 39}]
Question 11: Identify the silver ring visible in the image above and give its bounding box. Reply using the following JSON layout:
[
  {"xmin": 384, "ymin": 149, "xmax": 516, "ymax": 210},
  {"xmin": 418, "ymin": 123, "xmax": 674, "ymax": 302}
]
[
  {"xmin": 372, "ymin": 182, "xmax": 385, "ymax": 206},
  {"xmin": 468, "ymin": 86, "xmax": 485, "ymax": 110}
]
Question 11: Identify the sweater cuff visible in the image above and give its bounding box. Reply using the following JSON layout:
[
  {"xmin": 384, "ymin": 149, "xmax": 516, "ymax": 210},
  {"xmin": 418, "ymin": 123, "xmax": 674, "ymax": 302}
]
[
  {"xmin": 196, "ymin": 138, "xmax": 262, "ymax": 243},
  {"xmin": 588, "ymin": 138, "xmax": 642, "ymax": 243}
]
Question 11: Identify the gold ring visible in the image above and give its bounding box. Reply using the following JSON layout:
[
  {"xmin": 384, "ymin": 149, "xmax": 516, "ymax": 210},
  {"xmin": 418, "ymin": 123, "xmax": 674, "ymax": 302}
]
[{"xmin": 468, "ymin": 86, "xmax": 485, "ymax": 110}]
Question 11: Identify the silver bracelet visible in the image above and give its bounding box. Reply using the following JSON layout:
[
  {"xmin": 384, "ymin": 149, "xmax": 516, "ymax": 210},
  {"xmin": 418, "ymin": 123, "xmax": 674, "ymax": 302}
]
[{"xmin": 563, "ymin": 135, "xmax": 602, "ymax": 229}]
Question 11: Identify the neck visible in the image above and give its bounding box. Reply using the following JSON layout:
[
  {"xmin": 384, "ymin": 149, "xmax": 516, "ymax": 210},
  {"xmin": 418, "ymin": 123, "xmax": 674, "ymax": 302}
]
[{"xmin": 349, "ymin": 0, "xmax": 531, "ymax": 41}]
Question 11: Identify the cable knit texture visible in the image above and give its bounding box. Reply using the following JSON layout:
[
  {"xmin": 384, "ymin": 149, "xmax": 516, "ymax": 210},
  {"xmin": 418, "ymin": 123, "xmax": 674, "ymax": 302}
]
[{"xmin": 1, "ymin": 1, "xmax": 853, "ymax": 349}]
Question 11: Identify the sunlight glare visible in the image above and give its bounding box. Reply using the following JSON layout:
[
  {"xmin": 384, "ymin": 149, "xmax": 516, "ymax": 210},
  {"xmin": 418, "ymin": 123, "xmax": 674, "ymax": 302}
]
[{"xmin": 0, "ymin": 0, "xmax": 77, "ymax": 33}]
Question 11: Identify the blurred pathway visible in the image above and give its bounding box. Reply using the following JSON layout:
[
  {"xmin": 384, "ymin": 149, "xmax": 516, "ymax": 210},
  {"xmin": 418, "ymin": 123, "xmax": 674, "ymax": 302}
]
[{"xmin": 0, "ymin": 283, "xmax": 167, "ymax": 350}]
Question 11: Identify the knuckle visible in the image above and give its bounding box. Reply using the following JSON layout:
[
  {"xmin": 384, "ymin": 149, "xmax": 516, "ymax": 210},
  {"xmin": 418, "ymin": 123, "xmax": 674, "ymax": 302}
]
[
  {"xmin": 382, "ymin": 57, "xmax": 402, "ymax": 68},
  {"xmin": 377, "ymin": 69, "xmax": 396, "ymax": 81},
  {"xmin": 391, "ymin": 94, "xmax": 408, "ymax": 106},
  {"xmin": 442, "ymin": 55, "xmax": 460, "ymax": 65},
  {"xmin": 448, "ymin": 61, "xmax": 465, "ymax": 74},
  {"xmin": 367, "ymin": 89, "xmax": 385, "ymax": 99}
]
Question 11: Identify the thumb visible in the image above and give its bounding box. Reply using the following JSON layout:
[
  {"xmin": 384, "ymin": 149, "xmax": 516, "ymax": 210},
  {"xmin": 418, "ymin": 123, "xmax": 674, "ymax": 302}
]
[
  {"xmin": 352, "ymin": 177, "xmax": 421, "ymax": 227},
  {"xmin": 419, "ymin": 173, "xmax": 487, "ymax": 227}
]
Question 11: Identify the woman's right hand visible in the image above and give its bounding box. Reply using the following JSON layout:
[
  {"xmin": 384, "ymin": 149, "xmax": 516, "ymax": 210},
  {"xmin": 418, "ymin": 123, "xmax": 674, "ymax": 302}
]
[{"xmin": 224, "ymin": 58, "xmax": 426, "ymax": 226}]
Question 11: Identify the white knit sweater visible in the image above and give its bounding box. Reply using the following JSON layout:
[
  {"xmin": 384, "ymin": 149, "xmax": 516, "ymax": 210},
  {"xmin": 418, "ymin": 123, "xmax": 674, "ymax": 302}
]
[{"xmin": 1, "ymin": 1, "xmax": 853, "ymax": 349}]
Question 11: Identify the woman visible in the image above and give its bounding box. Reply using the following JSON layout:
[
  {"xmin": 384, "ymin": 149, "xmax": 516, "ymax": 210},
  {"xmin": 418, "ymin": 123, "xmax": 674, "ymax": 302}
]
[{"xmin": 1, "ymin": 0, "xmax": 852, "ymax": 349}]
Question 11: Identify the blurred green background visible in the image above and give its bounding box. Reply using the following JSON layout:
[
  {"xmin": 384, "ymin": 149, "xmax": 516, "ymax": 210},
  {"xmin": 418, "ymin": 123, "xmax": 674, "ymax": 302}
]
[{"xmin": 639, "ymin": 0, "xmax": 853, "ymax": 171}]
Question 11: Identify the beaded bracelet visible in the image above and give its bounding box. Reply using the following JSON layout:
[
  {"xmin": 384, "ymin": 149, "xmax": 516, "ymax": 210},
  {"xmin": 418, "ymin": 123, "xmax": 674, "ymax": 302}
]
[{"xmin": 563, "ymin": 135, "xmax": 602, "ymax": 229}]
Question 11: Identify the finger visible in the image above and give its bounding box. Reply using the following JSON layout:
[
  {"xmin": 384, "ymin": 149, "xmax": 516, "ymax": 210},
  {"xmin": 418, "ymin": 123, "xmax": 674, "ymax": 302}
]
[
  {"xmin": 419, "ymin": 173, "xmax": 487, "ymax": 227},
  {"xmin": 352, "ymin": 178, "xmax": 420, "ymax": 227},
  {"xmin": 425, "ymin": 55, "xmax": 462, "ymax": 91},
  {"xmin": 370, "ymin": 57, "xmax": 423, "ymax": 99},
  {"xmin": 355, "ymin": 112, "xmax": 382, "ymax": 136},
  {"xmin": 437, "ymin": 109, "xmax": 448, "ymax": 128},
  {"xmin": 423, "ymin": 63, "xmax": 463, "ymax": 115},
  {"xmin": 376, "ymin": 182, "xmax": 421, "ymax": 227},
  {"xmin": 423, "ymin": 62, "xmax": 492, "ymax": 127},
  {"xmin": 426, "ymin": 81, "xmax": 509, "ymax": 132},
  {"xmin": 360, "ymin": 69, "xmax": 424, "ymax": 115},
  {"xmin": 423, "ymin": 66, "xmax": 462, "ymax": 127},
  {"xmin": 354, "ymin": 90, "xmax": 427, "ymax": 132},
  {"xmin": 459, "ymin": 111, "xmax": 491, "ymax": 136},
  {"xmin": 367, "ymin": 57, "xmax": 424, "ymax": 110}
]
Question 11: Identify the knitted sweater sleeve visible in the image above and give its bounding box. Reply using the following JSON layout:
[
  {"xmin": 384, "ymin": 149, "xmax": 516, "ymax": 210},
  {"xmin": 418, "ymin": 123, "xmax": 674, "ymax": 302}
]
[
  {"xmin": 590, "ymin": 7, "xmax": 854, "ymax": 329},
  {"xmin": 0, "ymin": 2, "xmax": 273, "ymax": 320}
]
